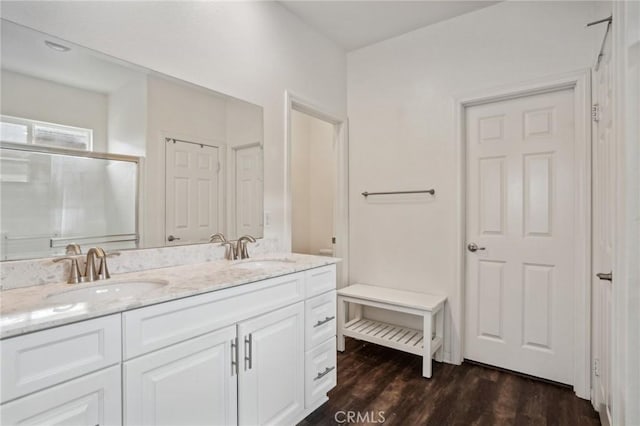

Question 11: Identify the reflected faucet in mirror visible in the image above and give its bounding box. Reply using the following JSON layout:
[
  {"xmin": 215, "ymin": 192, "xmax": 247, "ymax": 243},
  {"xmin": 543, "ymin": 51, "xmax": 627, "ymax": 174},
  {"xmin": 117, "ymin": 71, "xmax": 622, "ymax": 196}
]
[
  {"xmin": 209, "ymin": 233, "xmax": 227, "ymax": 243},
  {"xmin": 65, "ymin": 243, "xmax": 82, "ymax": 255}
]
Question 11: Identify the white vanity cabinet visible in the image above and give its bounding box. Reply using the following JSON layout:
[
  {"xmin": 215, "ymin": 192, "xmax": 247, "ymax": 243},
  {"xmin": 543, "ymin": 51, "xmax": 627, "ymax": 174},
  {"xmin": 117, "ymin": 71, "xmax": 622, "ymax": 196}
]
[
  {"xmin": 237, "ymin": 302, "xmax": 305, "ymax": 426},
  {"xmin": 0, "ymin": 315, "xmax": 122, "ymax": 426},
  {"xmin": 1, "ymin": 366, "xmax": 121, "ymax": 426},
  {"xmin": 1, "ymin": 263, "xmax": 337, "ymax": 426},
  {"xmin": 302, "ymin": 267, "xmax": 338, "ymax": 411},
  {"xmin": 124, "ymin": 326, "xmax": 238, "ymax": 426}
]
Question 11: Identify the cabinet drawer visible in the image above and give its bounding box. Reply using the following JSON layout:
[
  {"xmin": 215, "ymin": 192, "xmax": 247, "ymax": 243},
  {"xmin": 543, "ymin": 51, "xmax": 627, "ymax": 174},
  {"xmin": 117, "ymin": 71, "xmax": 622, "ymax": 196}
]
[
  {"xmin": 305, "ymin": 265, "xmax": 336, "ymax": 298},
  {"xmin": 305, "ymin": 337, "xmax": 337, "ymax": 408},
  {"xmin": 305, "ymin": 290, "xmax": 336, "ymax": 350},
  {"xmin": 1, "ymin": 314, "xmax": 121, "ymax": 403},
  {"xmin": 1, "ymin": 365, "xmax": 122, "ymax": 426},
  {"xmin": 123, "ymin": 272, "xmax": 304, "ymax": 359}
]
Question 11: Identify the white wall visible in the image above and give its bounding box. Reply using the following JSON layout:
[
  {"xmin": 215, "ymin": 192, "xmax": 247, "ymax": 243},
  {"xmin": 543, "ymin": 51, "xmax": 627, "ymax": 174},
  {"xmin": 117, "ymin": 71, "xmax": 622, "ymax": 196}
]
[
  {"xmin": 226, "ymin": 98, "xmax": 263, "ymax": 149},
  {"xmin": 290, "ymin": 110, "xmax": 335, "ymax": 255},
  {"xmin": 1, "ymin": 1, "xmax": 347, "ymax": 249},
  {"xmin": 291, "ymin": 110, "xmax": 311, "ymax": 254},
  {"xmin": 107, "ymin": 75, "xmax": 147, "ymax": 156},
  {"xmin": 308, "ymin": 115, "xmax": 336, "ymax": 255},
  {"xmin": 347, "ymin": 1, "xmax": 603, "ymax": 360},
  {"xmin": 1, "ymin": 69, "xmax": 108, "ymax": 151}
]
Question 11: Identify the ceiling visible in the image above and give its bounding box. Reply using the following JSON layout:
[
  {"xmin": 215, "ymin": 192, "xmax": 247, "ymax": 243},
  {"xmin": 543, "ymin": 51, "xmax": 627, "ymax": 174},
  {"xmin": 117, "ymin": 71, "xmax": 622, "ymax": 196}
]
[
  {"xmin": 1, "ymin": 20, "xmax": 145, "ymax": 94},
  {"xmin": 279, "ymin": 1, "xmax": 500, "ymax": 51}
]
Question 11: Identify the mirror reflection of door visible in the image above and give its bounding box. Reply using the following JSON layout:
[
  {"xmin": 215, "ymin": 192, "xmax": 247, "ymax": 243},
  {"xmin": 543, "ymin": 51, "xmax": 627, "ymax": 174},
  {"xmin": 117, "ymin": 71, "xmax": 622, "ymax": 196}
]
[
  {"xmin": 165, "ymin": 138, "xmax": 222, "ymax": 245},
  {"xmin": 233, "ymin": 143, "xmax": 264, "ymax": 238},
  {"xmin": 291, "ymin": 110, "xmax": 336, "ymax": 257}
]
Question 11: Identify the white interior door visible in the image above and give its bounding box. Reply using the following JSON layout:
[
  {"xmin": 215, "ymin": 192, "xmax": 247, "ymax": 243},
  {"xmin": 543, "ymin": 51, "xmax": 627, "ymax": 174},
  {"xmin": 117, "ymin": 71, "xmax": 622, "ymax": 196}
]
[
  {"xmin": 464, "ymin": 88, "xmax": 576, "ymax": 384},
  {"xmin": 592, "ymin": 24, "xmax": 614, "ymax": 423},
  {"xmin": 165, "ymin": 139, "xmax": 221, "ymax": 245},
  {"xmin": 234, "ymin": 144, "xmax": 263, "ymax": 238}
]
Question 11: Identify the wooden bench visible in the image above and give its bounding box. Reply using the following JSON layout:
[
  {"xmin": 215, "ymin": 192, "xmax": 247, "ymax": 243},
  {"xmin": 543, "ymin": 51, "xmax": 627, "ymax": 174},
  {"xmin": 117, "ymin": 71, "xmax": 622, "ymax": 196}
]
[{"xmin": 337, "ymin": 284, "xmax": 447, "ymax": 378}]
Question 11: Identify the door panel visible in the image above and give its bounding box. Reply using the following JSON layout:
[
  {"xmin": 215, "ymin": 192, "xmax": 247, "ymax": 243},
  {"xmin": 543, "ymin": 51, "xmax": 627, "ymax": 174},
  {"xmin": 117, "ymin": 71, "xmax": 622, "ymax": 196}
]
[
  {"xmin": 238, "ymin": 302, "xmax": 304, "ymax": 426},
  {"xmin": 465, "ymin": 88, "xmax": 575, "ymax": 384},
  {"xmin": 124, "ymin": 326, "xmax": 237, "ymax": 426},
  {"xmin": 165, "ymin": 139, "xmax": 221, "ymax": 244},
  {"xmin": 234, "ymin": 144, "xmax": 263, "ymax": 238}
]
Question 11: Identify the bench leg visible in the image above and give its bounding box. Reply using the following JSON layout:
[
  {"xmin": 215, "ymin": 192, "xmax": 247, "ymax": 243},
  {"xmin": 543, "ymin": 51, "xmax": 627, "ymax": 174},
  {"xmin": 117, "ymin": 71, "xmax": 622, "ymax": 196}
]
[
  {"xmin": 337, "ymin": 298, "xmax": 346, "ymax": 352},
  {"xmin": 435, "ymin": 307, "xmax": 444, "ymax": 362},
  {"xmin": 423, "ymin": 313, "xmax": 432, "ymax": 378}
]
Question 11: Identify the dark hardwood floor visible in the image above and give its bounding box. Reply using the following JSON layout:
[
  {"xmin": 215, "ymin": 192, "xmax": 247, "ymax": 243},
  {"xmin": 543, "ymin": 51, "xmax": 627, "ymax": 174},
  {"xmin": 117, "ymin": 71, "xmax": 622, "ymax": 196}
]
[{"xmin": 299, "ymin": 338, "xmax": 600, "ymax": 426}]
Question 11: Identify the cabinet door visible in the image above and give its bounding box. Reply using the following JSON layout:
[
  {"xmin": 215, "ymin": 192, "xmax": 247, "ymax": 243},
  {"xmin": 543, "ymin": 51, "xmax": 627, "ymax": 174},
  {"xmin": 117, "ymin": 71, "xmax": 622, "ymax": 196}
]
[
  {"xmin": 1, "ymin": 365, "xmax": 121, "ymax": 426},
  {"xmin": 238, "ymin": 302, "xmax": 304, "ymax": 426},
  {"xmin": 124, "ymin": 325, "xmax": 237, "ymax": 426}
]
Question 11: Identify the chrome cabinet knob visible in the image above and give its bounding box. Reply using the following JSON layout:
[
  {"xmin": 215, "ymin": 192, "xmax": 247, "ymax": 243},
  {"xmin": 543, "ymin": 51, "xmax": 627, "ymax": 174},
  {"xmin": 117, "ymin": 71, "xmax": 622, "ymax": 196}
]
[
  {"xmin": 167, "ymin": 235, "xmax": 181, "ymax": 242},
  {"xmin": 467, "ymin": 243, "xmax": 486, "ymax": 252}
]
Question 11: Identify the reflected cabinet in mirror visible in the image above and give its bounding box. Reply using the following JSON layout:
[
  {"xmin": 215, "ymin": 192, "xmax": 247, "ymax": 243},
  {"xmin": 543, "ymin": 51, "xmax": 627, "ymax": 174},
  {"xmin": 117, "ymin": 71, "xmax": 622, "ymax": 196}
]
[{"xmin": 0, "ymin": 20, "xmax": 264, "ymax": 261}]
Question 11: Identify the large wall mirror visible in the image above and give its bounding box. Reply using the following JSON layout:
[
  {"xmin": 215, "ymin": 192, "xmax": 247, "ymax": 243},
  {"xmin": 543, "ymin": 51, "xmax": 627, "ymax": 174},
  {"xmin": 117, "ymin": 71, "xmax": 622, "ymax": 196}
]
[{"xmin": 0, "ymin": 19, "xmax": 264, "ymax": 261}]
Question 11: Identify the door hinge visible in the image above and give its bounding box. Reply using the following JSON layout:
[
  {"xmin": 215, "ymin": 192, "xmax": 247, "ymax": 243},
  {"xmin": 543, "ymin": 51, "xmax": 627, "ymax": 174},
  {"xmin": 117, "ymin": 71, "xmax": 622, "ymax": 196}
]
[
  {"xmin": 592, "ymin": 104, "xmax": 601, "ymax": 122},
  {"xmin": 594, "ymin": 358, "xmax": 600, "ymax": 377},
  {"xmin": 332, "ymin": 237, "xmax": 336, "ymax": 244},
  {"xmin": 217, "ymin": 162, "xmax": 221, "ymax": 173}
]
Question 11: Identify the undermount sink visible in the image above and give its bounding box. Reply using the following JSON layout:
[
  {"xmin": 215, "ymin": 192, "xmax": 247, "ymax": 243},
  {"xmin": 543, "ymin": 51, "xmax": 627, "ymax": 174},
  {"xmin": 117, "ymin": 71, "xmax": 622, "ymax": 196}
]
[
  {"xmin": 230, "ymin": 258, "xmax": 296, "ymax": 270},
  {"xmin": 46, "ymin": 279, "xmax": 169, "ymax": 304}
]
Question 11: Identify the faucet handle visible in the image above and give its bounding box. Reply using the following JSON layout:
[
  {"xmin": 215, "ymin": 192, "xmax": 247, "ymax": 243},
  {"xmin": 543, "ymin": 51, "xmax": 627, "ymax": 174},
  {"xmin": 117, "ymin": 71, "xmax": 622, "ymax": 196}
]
[
  {"xmin": 221, "ymin": 241, "xmax": 236, "ymax": 260},
  {"xmin": 53, "ymin": 256, "xmax": 82, "ymax": 284},
  {"xmin": 237, "ymin": 235, "xmax": 256, "ymax": 259},
  {"xmin": 98, "ymin": 252, "xmax": 120, "ymax": 280}
]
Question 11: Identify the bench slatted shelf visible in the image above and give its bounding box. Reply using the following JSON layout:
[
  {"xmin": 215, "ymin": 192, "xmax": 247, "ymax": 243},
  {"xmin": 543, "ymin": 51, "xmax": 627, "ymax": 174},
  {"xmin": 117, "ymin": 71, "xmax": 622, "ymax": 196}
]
[{"xmin": 337, "ymin": 284, "xmax": 447, "ymax": 378}]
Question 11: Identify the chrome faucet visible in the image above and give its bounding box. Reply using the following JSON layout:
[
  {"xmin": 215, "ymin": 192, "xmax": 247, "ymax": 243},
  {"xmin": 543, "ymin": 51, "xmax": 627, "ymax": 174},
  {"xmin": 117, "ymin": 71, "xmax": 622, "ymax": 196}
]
[
  {"xmin": 84, "ymin": 247, "xmax": 106, "ymax": 281},
  {"xmin": 53, "ymin": 246, "xmax": 119, "ymax": 284},
  {"xmin": 210, "ymin": 233, "xmax": 227, "ymax": 243},
  {"xmin": 236, "ymin": 235, "xmax": 256, "ymax": 260}
]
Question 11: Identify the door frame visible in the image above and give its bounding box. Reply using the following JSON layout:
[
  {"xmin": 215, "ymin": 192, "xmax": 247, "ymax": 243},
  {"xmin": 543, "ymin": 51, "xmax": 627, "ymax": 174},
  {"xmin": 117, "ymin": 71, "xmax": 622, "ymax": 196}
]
[
  {"xmin": 284, "ymin": 91, "xmax": 349, "ymax": 287},
  {"xmin": 226, "ymin": 141, "xmax": 263, "ymax": 239},
  {"xmin": 453, "ymin": 70, "xmax": 592, "ymax": 398},
  {"xmin": 612, "ymin": 1, "xmax": 640, "ymax": 423},
  {"xmin": 163, "ymin": 132, "xmax": 226, "ymax": 244}
]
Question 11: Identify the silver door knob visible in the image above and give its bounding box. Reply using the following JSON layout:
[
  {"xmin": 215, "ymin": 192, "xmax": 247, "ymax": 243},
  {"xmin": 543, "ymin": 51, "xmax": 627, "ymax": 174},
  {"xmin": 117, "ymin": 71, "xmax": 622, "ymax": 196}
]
[
  {"xmin": 596, "ymin": 271, "xmax": 613, "ymax": 282},
  {"xmin": 167, "ymin": 235, "xmax": 181, "ymax": 242},
  {"xmin": 467, "ymin": 243, "xmax": 486, "ymax": 252}
]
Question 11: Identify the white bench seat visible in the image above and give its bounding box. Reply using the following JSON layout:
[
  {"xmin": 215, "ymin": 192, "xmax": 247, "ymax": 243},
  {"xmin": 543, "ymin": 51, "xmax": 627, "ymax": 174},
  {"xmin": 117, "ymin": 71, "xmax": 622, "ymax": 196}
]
[{"xmin": 337, "ymin": 284, "xmax": 446, "ymax": 378}]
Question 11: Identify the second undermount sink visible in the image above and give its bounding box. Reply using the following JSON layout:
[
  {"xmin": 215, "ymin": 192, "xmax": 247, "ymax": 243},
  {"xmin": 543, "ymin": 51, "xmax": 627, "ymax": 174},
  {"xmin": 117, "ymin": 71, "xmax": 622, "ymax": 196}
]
[
  {"xmin": 230, "ymin": 258, "xmax": 296, "ymax": 270},
  {"xmin": 46, "ymin": 279, "xmax": 169, "ymax": 304}
]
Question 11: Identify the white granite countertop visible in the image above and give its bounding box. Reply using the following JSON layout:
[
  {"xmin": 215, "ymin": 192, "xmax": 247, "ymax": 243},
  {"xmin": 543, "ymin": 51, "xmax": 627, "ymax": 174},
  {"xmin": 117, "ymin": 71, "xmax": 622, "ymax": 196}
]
[{"xmin": 0, "ymin": 253, "xmax": 339, "ymax": 339}]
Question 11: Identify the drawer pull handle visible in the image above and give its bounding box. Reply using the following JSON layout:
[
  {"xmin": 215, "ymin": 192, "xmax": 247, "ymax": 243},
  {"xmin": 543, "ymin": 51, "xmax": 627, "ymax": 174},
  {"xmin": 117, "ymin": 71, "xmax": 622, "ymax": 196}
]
[
  {"xmin": 314, "ymin": 366, "xmax": 335, "ymax": 381},
  {"xmin": 314, "ymin": 316, "xmax": 335, "ymax": 328}
]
